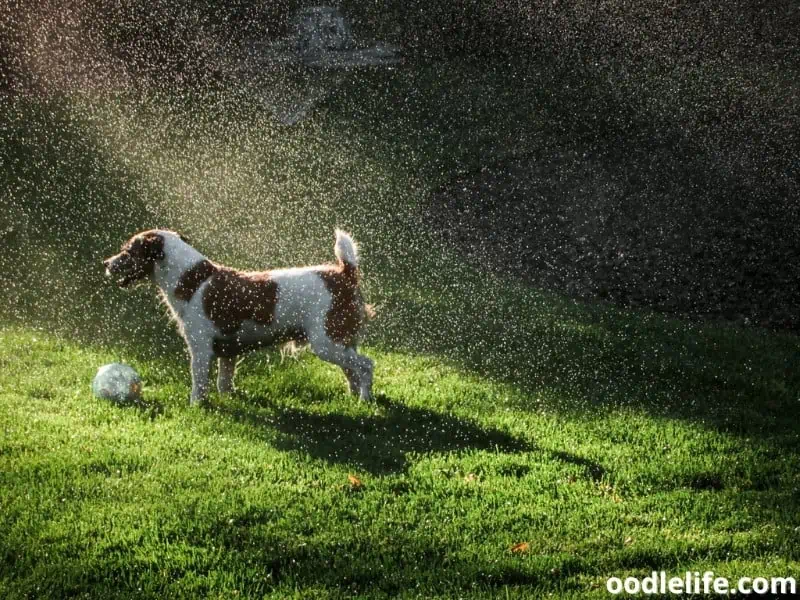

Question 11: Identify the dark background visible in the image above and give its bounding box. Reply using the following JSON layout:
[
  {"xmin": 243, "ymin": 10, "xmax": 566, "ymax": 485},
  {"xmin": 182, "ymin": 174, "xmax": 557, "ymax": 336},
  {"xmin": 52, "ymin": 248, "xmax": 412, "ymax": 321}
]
[
  {"xmin": 2, "ymin": 1, "xmax": 798, "ymax": 89},
  {"xmin": 2, "ymin": 0, "xmax": 799, "ymax": 329}
]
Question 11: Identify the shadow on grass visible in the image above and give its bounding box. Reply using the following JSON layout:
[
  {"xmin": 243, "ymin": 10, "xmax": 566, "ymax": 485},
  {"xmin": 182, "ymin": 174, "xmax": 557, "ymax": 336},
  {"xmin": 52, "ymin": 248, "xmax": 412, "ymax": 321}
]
[
  {"xmin": 213, "ymin": 392, "xmax": 532, "ymax": 475},
  {"xmin": 549, "ymin": 450, "xmax": 606, "ymax": 482}
]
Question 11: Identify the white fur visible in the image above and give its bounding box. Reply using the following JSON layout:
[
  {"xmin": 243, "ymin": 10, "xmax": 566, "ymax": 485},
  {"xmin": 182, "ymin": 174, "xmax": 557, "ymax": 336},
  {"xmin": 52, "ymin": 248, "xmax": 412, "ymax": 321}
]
[
  {"xmin": 153, "ymin": 232, "xmax": 206, "ymax": 330},
  {"xmin": 334, "ymin": 229, "xmax": 359, "ymax": 267}
]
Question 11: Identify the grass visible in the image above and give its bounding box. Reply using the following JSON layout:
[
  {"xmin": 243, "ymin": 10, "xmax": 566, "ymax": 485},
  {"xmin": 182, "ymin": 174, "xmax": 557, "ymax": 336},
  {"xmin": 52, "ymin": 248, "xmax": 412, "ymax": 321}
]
[
  {"xmin": 2, "ymin": 327, "xmax": 798, "ymax": 599},
  {"xmin": 1, "ymin": 55, "xmax": 799, "ymax": 598}
]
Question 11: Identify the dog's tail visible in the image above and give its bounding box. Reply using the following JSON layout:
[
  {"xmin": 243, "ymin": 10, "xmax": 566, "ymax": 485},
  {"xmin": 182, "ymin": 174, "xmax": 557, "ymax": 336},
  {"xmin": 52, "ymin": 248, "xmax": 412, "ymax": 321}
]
[
  {"xmin": 334, "ymin": 229, "xmax": 375, "ymax": 321},
  {"xmin": 334, "ymin": 229, "xmax": 359, "ymax": 269}
]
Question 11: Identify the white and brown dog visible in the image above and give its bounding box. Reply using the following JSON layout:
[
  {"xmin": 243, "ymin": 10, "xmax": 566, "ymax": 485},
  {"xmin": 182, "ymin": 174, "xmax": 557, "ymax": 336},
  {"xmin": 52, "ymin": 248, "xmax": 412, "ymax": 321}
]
[{"xmin": 103, "ymin": 229, "xmax": 374, "ymax": 405}]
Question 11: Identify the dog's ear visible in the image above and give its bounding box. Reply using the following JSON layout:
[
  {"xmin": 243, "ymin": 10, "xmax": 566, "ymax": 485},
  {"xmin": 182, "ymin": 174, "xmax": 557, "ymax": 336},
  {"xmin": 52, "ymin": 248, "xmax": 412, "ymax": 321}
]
[{"xmin": 142, "ymin": 232, "xmax": 166, "ymax": 261}]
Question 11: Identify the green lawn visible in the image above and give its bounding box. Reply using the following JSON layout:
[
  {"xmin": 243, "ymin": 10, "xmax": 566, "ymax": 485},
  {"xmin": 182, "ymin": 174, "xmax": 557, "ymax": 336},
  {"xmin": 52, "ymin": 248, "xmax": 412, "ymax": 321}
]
[{"xmin": 1, "ymin": 60, "xmax": 799, "ymax": 598}]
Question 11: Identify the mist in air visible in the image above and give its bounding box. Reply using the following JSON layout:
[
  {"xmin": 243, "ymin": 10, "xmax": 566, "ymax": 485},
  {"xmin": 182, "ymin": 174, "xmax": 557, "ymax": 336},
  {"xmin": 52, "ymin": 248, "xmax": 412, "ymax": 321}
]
[{"xmin": 1, "ymin": 0, "xmax": 798, "ymax": 397}]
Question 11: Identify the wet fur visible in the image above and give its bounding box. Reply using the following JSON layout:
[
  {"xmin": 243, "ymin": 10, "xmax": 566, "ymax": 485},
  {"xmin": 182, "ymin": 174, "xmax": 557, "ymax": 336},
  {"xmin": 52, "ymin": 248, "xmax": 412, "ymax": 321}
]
[{"xmin": 104, "ymin": 229, "xmax": 374, "ymax": 405}]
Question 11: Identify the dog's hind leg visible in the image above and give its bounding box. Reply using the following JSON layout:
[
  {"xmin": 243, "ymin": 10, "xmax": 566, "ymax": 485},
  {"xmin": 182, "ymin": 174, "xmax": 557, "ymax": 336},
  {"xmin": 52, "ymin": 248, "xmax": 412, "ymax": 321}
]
[
  {"xmin": 217, "ymin": 356, "xmax": 236, "ymax": 394},
  {"xmin": 344, "ymin": 346, "xmax": 373, "ymax": 400},
  {"xmin": 308, "ymin": 333, "xmax": 373, "ymax": 400},
  {"xmin": 354, "ymin": 353, "xmax": 374, "ymax": 400},
  {"xmin": 341, "ymin": 344, "xmax": 361, "ymax": 396}
]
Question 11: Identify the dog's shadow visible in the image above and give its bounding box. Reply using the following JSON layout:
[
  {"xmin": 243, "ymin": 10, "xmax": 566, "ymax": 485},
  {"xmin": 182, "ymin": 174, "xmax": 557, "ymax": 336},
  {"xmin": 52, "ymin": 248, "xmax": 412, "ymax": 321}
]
[{"xmin": 218, "ymin": 393, "xmax": 532, "ymax": 475}]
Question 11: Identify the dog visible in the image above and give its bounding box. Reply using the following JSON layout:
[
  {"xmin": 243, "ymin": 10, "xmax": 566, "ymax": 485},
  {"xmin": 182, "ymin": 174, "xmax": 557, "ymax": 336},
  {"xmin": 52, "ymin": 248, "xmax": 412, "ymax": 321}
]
[{"xmin": 103, "ymin": 229, "xmax": 374, "ymax": 405}]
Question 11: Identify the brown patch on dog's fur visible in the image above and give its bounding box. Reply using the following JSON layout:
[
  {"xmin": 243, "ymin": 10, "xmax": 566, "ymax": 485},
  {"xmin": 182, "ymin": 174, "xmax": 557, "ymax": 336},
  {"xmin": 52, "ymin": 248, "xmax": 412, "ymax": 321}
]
[
  {"xmin": 202, "ymin": 267, "xmax": 279, "ymax": 336},
  {"xmin": 174, "ymin": 259, "xmax": 217, "ymax": 302},
  {"xmin": 126, "ymin": 231, "xmax": 165, "ymax": 267},
  {"xmin": 316, "ymin": 263, "xmax": 365, "ymax": 347}
]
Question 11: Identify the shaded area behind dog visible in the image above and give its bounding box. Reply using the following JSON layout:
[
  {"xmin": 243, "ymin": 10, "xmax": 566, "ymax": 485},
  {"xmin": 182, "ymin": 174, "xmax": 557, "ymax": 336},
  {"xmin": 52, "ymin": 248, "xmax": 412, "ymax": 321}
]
[{"xmin": 0, "ymin": 97, "xmax": 185, "ymax": 358}]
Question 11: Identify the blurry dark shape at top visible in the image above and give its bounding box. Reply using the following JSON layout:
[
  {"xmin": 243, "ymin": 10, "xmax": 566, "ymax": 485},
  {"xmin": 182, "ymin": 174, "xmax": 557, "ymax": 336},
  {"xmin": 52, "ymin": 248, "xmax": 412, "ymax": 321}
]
[
  {"xmin": 1, "ymin": 0, "xmax": 798, "ymax": 95},
  {"xmin": 235, "ymin": 6, "xmax": 401, "ymax": 124},
  {"xmin": 297, "ymin": 6, "xmax": 357, "ymax": 54},
  {"xmin": 238, "ymin": 6, "xmax": 401, "ymax": 69}
]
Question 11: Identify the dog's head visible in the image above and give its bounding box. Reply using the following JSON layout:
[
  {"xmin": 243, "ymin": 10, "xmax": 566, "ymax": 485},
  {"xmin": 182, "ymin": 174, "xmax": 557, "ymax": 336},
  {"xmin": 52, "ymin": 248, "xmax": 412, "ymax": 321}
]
[{"xmin": 103, "ymin": 230, "xmax": 166, "ymax": 288}]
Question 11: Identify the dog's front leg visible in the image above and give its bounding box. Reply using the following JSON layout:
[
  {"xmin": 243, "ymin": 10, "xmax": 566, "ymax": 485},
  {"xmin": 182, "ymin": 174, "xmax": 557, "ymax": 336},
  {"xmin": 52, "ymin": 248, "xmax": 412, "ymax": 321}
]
[
  {"xmin": 217, "ymin": 356, "xmax": 236, "ymax": 394},
  {"xmin": 343, "ymin": 367, "xmax": 360, "ymax": 396},
  {"xmin": 189, "ymin": 345, "xmax": 213, "ymax": 406}
]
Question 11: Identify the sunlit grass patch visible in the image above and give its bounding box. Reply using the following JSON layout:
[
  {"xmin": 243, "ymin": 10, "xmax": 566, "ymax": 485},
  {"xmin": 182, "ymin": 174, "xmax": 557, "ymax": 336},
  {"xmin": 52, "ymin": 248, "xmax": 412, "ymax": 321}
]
[{"xmin": 1, "ymin": 322, "xmax": 798, "ymax": 598}]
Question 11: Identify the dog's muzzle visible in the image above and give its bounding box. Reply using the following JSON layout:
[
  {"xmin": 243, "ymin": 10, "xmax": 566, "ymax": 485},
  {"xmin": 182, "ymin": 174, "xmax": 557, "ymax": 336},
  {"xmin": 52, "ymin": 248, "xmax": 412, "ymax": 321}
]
[{"xmin": 103, "ymin": 256, "xmax": 141, "ymax": 288}]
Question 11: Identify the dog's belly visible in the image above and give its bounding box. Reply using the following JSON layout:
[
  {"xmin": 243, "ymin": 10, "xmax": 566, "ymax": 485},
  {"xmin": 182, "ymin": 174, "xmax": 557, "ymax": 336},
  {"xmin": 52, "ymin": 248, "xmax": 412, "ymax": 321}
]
[{"xmin": 212, "ymin": 320, "xmax": 307, "ymax": 357}]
